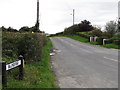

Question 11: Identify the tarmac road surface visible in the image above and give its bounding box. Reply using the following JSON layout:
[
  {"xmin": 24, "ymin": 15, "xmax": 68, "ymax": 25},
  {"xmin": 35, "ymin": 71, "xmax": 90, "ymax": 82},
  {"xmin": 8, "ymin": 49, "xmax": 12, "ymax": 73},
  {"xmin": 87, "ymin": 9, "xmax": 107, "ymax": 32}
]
[{"xmin": 50, "ymin": 37, "xmax": 118, "ymax": 88}]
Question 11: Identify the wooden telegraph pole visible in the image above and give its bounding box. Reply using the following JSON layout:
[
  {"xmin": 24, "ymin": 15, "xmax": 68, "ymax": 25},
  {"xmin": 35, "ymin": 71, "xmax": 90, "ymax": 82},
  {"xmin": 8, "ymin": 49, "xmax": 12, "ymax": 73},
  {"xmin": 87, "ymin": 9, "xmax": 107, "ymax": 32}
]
[{"xmin": 35, "ymin": 0, "xmax": 40, "ymax": 32}]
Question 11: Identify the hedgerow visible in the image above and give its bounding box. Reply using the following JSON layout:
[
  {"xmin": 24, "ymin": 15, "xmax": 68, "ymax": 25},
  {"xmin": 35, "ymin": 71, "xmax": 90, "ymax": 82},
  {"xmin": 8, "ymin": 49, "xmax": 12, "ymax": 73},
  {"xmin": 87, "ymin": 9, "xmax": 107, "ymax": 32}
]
[{"xmin": 2, "ymin": 32, "xmax": 46, "ymax": 63}]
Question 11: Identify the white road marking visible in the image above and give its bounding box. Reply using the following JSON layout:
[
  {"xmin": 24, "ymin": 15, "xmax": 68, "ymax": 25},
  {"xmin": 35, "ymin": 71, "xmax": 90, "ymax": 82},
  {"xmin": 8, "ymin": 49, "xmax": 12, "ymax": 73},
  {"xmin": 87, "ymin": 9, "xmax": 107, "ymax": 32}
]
[{"xmin": 104, "ymin": 57, "xmax": 118, "ymax": 62}]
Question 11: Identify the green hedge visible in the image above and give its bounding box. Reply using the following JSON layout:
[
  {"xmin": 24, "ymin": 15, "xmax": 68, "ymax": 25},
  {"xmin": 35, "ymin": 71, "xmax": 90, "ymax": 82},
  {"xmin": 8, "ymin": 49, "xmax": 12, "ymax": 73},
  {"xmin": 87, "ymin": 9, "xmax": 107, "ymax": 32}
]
[
  {"xmin": 96, "ymin": 36, "xmax": 120, "ymax": 45},
  {"xmin": 96, "ymin": 37, "xmax": 104, "ymax": 45},
  {"xmin": 2, "ymin": 32, "xmax": 46, "ymax": 63},
  {"xmin": 109, "ymin": 37, "xmax": 120, "ymax": 45},
  {"xmin": 76, "ymin": 33, "xmax": 90, "ymax": 39}
]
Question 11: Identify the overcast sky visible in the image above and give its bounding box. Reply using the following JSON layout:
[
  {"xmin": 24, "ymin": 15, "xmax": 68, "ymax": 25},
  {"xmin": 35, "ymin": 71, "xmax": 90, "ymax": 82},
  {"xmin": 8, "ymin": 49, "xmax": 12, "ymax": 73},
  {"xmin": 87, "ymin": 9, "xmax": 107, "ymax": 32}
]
[{"xmin": 0, "ymin": 0, "xmax": 119, "ymax": 34}]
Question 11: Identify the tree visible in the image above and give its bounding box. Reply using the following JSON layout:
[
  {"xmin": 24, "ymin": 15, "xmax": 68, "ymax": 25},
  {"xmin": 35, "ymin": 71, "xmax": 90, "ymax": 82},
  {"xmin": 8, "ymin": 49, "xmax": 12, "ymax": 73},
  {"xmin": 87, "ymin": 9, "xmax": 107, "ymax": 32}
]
[
  {"xmin": 19, "ymin": 26, "xmax": 30, "ymax": 32},
  {"xmin": 78, "ymin": 20, "xmax": 93, "ymax": 32},
  {"xmin": 30, "ymin": 26, "xmax": 40, "ymax": 32},
  {"xmin": 1, "ymin": 26, "xmax": 18, "ymax": 32},
  {"xmin": 1, "ymin": 26, "xmax": 7, "ymax": 32},
  {"xmin": 105, "ymin": 21, "xmax": 117, "ymax": 38},
  {"xmin": 90, "ymin": 26, "xmax": 102, "ymax": 37},
  {"xmin": 63, "ymin": 20, "xmax": 93, "ymax": 35},
  {"xmin": 64, "ymin": 24, "xmax": 79, "ymax": 35}
]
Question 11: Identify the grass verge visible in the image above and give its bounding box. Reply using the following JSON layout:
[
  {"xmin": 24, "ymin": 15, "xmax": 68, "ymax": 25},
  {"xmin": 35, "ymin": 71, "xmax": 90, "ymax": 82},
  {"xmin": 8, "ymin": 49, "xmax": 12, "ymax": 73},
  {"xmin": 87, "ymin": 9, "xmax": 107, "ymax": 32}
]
[
  {"xmin": 65, "ymin": 35, "xmax": 89, "ymax": 43},
  {"xmin": 64, "ymin": 35, "xmax": 119, "ymax": 49},
  {"xmin": 102, "ymin": 44, "xmax": 119, "ymax": 49},
  {"xmin": 3, "ymin": 37, "xmax": 58, "ymax": 89}
]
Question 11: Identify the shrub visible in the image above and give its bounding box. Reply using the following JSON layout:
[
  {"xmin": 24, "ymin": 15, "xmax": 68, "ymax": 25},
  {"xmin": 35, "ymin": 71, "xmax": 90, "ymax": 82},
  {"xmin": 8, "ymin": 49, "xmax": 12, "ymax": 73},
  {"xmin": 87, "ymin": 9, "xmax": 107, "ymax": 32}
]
[
  {"xmin": 113, "ymin": 40, "xmax": 120, "ymax": 45},
  {"xmin": 76, "ymin": 33, "xmax": 90, "ymax": 39},
  {"xmin": 2, "ymin": 32, "xmax": 46, "ymax": 62},
  {"xmin": 104, "ymin": 40, "xmax": 112, "ymax": 44},
  {"xmin": 96, "ymin": 37, "xmax": 104, "ymax": 45},
  {"xmin": 109, "ymin": 37, "xmax": 120, "ymax": 45}
]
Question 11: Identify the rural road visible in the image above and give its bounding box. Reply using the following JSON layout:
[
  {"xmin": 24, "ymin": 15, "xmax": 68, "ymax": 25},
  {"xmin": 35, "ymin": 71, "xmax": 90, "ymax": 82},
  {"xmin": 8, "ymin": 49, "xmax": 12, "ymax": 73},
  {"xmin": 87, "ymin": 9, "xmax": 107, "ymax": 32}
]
[{"xmin": 50, "ymin": 37, "xmax": 118, "ymax": 88}]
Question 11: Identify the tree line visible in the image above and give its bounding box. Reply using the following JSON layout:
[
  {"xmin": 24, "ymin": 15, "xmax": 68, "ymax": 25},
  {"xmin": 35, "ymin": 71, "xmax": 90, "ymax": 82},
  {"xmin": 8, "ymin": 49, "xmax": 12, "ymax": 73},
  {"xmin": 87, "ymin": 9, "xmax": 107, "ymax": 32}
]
[
  {"xmin": 51, "ymin": 20, "xmax": 119, "ymax": 39},
  {"xmin": 1, "ymin": 25, "xmax": 42, "ymax": 33}
]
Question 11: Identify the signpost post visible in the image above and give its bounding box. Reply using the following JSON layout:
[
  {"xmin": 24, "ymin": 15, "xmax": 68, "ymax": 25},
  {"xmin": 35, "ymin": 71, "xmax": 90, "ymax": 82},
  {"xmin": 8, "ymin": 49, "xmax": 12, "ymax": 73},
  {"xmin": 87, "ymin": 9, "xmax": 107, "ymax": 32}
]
[
  {"xmin": 2, "ymin": 61, "xmax": 7, "ymax": 87},
  {"xmin": 18, "ymin": 55, "xmax": 24, "ymax": 80},
  {"xmin": 1, "ymin": 55, "xmax": 24, "ymax": 87}
]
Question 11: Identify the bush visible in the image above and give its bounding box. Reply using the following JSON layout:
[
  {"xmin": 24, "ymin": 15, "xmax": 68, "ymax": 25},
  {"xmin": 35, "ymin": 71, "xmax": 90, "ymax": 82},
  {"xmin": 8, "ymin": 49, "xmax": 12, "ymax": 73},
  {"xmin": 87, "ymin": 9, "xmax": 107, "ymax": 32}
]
[
  {"xmin": 113, "ymin": 40, "xmax": 120, "ymax": 45},
  {"xmin": 2, "ymin": 32, "xmax": 46, "ymax": 62},
  {"xmin": 109, "ymin": 37, "xmax": 120, "ymax": 45},
  {"xmin": 96, "ymin": 37, "xmax": 104, "ymax": 45},
  {"xmin": 104, "ymin": 40, "xmax": 112, "ymax": 44},
  {"xmin": 76, "ymin": 33, "xmax": 90, "ymax": 39}
]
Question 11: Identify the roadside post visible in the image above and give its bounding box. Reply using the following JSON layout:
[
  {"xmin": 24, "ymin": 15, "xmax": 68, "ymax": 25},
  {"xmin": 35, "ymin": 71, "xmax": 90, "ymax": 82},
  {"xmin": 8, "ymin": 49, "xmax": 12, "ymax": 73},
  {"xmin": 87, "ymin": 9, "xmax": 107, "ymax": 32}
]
[
  {"xmin": 103, "ymin": 39, "xmax": 107, "ymax": 45},
  {"xmin": 2, "ymin": 55, "xmax": 24, "ymax": 87},
  {"xmin": 18, "ymin": 55, "xmax": 24, "ymax": 80},
  {"xmin": 2, "ymin": 61, "xmax": 7, "ymax": 87}
]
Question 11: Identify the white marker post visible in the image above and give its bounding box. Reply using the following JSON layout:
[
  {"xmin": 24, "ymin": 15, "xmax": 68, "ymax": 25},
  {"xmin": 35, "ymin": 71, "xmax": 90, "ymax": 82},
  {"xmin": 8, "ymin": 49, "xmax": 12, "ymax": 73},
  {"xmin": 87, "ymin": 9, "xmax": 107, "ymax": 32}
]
[{"xmin": 103, "ymin": 39, "xmax": 108, "ymax": 45}]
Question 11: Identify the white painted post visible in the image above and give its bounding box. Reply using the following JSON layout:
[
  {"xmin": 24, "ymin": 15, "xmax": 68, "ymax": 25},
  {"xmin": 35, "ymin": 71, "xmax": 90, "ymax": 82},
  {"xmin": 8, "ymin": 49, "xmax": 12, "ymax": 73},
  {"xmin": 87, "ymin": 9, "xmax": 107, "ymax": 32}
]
[
  {"xmin": 90, "ymin": 37, "xmax": 93, "ymax": 42},
  {"xmin": 94, "ymin": 36, "xmax": 98, "ymax": 42},
  {"xmin": 103, "ymin": 39, "xmax": 107, "ymax": 45},
  {"xmin": 90, "ymin": 37, "xmax": 91, "ymax": 42}
]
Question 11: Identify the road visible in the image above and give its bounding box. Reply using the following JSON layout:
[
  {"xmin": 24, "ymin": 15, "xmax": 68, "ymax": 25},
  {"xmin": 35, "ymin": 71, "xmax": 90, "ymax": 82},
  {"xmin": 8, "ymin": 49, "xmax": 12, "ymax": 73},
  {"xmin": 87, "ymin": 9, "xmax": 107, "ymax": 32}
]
[{"xmin": 50, "ymin": 37, "xmax": 118, "ymax": 88}]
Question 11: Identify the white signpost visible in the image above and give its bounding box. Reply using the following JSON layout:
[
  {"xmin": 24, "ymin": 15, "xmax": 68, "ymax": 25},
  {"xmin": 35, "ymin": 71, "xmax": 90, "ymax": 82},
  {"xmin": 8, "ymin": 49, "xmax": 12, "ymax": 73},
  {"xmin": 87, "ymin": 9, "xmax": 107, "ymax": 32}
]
[{"xmin": 6, "ymin": 60, "xmax": 21, "ymax": 71}]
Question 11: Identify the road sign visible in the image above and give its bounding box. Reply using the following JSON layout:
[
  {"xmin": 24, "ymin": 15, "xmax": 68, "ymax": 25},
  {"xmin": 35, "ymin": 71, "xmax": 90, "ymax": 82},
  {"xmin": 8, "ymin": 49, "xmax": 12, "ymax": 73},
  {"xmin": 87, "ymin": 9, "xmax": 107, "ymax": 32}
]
[{"xmin": 6, "ymin": 60, "xmax": 21, "ymax": 71}]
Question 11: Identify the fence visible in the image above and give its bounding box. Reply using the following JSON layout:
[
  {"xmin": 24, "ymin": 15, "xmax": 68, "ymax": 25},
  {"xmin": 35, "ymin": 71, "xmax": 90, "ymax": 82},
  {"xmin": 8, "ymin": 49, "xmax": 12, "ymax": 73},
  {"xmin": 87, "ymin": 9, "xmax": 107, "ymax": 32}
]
[{"xmin": 1, "ymin": 55, "xmax": 24, "ymax": 87}]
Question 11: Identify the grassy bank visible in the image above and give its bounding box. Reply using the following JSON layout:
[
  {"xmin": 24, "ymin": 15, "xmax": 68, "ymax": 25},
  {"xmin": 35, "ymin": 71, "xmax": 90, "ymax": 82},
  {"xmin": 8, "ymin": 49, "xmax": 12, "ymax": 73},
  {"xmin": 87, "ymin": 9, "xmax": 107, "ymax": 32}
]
[
  {"xmin": 102, "ymin": 43, "xmax": 119, "ymax": 49},
  {"xmin": 65, "ymin": 35, "xmax": 89, "ymax": 43},
  {"xmin": 3, "ymin": 38, "xmax": 58, "ymax": 89},
  {"xmin": 65, "ymin": 35, "xmax": 119, "ymax": 49}
]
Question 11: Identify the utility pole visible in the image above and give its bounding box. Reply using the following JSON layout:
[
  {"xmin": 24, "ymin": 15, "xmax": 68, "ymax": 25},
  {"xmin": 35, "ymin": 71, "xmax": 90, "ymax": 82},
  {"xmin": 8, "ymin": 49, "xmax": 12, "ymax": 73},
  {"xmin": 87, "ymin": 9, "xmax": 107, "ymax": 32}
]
[
  {"xmin": 73, "ymin": 9, "xmax": 75, "ymax": 25},
  {"xmin": 35, "ymin": 0, "xmax": 39, "ymax": 31}
]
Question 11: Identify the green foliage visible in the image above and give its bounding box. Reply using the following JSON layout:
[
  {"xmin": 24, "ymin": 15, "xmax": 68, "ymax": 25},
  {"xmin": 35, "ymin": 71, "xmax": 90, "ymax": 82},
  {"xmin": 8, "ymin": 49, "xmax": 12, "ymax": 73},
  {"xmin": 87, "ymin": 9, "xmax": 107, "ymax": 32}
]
[
  {"xmin": 113, "ymin": 40, "xmax": 120, "ymax": 45},
  {"xmin": 65, "ymin": 35, "xmax": 89, "ymax": 43},
  {"xmin": 96, "ymin": 37, "xmax": 104, "ymax": 45},
  {"xmin": 19, "ymin": 26, "xmax": 30, "ymax": 32},
  {"xmin": 64, "ymin": 24, "xmax": 79, "ymax": 35},
  {"xmin": 78, "ymin": 20, "xmax": 93, "ymax": 32},
  {"xmin": 114, "ymin": 32, "xmax": 120, "ymax": 37},
  {"xmin": 105, "ymin": 21, "xmax": 118, "ymax": 38},
  {"xmin": 1, "ymin": 26, "xmax": 18, "ymax": 32},
  {"xmin": 2, "ymin": 32, "xmax": 46, "ymax": 62},
  {"xmin": 19, "ymin": 26, "xmax": 41, "ymax": 32},
  {"xmin": 103, "ymin": 44, "xmax": 119, "ymax": 49},
  {"xmin": 109, "ymin": 37, "xmax": 120, "ymax": 45},
  {"xmin": 90, "ymin": 41, "xmax": 99, "ymax": 45},
  {"xmin": 3, "ymin": 38, "xmax": 58, "ymax": 88},
  {"xmin": 1, "ymin": 26, "xmax": 41, "ymax": 33},
  {"xmin": 76, "ymin": 33, "xmax": 90, "ymax": 39},
  {"xmin": 109, "ymin": 37, "xmax": 120, "ymax": 41},
  {"xmin": 90, "ymin": 27, "xmax": 103, "ymax": 37},
  {"xmin": 118, "ymin": 21, "xmax": 120, "ymax": 32},
  {"xmin": 64, "ymin": 20, "xmax": 93, "ymax": 35}
]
